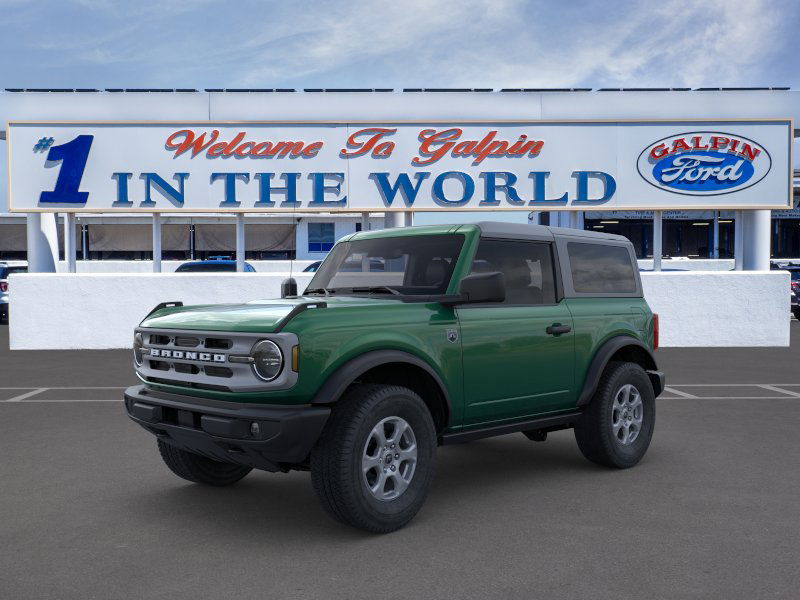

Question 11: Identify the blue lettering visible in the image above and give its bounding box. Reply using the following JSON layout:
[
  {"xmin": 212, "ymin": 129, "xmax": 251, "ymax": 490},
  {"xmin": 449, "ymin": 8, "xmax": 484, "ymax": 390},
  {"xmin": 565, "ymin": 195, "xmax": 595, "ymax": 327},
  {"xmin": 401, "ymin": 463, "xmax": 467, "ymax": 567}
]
[
  {"xmin": 254, "ymin": 173, "xmax": 300, "ymax": 207},
  {"xmin": 432, "ymin": 171, "xmax": 474, "ymax": 206},
  {"xmin": 528, "ymin": 172, "xmax": 568, "ymax": 205},
  {"xmin": 210, "ymin": 172, "xmax": 249, "ymax": 205},
  {"xmin": 573, "ymin": 171, "xmax": 616, "ymax": 204},
  {"xmin": 309, "ymin": 172, "xmax": 346, "ymax": 207},
  {"xmin": 141, "ymin": 172, "xmax": 188, "ymax": 206},
  {"xmin": 369, "ymin": 172, "xmax": 430, "ymax": 207},
  {"xmin": 480, "ymin": 172, "xmax": 524, "ymax": 205},
  {"xmin": 112, "ymin": 172, "xmax": 133, "ymax": 206}
]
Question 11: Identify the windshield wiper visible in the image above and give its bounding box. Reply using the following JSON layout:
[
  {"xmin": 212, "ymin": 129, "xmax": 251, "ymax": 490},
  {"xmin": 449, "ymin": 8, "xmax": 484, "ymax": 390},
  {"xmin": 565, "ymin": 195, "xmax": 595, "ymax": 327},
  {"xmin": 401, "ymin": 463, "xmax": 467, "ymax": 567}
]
[
  {"xmin": 304, "ymin": 287, "xmax": 332, "ymax": 296},
  {"xmin": 346, "ymin": 286, "xmax": 402, "ymax": 296}
]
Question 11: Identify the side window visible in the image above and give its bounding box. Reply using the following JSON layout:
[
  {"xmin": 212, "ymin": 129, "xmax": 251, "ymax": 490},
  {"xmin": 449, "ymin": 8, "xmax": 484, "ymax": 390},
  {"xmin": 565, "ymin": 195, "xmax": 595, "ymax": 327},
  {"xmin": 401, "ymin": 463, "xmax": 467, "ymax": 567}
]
[
  {"xmin": 567, "ymin": 242, "xmax": 637, "ymax": 293},
  {"xmin": 470, "ymin": 239, "xmax": 556, "ymax": 305},
  {"xmin": 308, "ymin": 223, "xmax": 335, "ymax": 253}
]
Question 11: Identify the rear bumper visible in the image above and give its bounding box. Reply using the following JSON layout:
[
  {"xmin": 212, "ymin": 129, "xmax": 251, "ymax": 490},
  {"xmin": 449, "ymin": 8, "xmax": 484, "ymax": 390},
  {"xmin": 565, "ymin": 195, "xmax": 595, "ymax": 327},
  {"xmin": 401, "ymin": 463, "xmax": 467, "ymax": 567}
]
[{"xmin": 124, "ymin": 385, "xmax": 330, "ymax": 472}]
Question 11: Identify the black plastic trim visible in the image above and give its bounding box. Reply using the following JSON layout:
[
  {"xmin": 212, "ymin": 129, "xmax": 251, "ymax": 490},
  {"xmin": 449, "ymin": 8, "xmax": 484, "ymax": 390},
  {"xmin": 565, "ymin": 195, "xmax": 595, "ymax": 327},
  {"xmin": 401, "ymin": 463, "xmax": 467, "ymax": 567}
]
[
  {"xmin": 310, "ymin": 349, "xmax": 452, "ymax": 420},
  {"xmin": 273, "ymin": 301, "xmax": 327, "ymax": 332},
  {"xmin": 440, "ymin": 411, "xmax": 582, "ymax": 445},
  {"xmin": 124, "ymin": 385, "xmax": 330, "ymax": 468},
  {"xmin": 142, "ymin": 301, "xmax": 183, "ymax": 322},
  {"xmin": 577, "ymin": 337, "xmax": 660, "ymax": 406}
]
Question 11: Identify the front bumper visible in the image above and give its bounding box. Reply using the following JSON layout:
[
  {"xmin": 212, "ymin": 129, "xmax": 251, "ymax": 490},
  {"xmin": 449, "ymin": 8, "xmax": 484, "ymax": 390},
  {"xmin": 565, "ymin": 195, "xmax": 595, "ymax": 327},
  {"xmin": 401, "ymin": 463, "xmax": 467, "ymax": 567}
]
[{"xmin": 124, "ymin": 385, "xmax": 330, "ymax": 472}]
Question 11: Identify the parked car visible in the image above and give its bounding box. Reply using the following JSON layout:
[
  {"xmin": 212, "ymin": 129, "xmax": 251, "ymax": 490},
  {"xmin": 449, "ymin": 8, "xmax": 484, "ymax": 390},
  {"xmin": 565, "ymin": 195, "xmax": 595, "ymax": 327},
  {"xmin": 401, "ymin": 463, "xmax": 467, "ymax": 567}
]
[
  {"xmin": 0, "ymin": 261, "xmax": 28, "ymax": 323},
  {"xmin": 125, "ymin": 222, "xmax": 663, "ymax": 533},
  {"xmin": 302, "ymin": 261, "xmax": 322, "ymax": 272},
  {"xmin": 175, "ymin": 259, "xmax": 255, "ymax": 273},
  {"xmin": 785, "ymin": 267, "xmax": 800, "ymax": 320}
]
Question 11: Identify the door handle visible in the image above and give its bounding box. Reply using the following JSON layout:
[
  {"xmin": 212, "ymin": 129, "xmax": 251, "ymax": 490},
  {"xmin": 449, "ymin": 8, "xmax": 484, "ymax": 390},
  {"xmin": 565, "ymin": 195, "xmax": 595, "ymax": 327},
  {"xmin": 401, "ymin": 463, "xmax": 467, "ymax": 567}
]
[{"xmin": 546, "ymin": 323, "xmax": 572, "ymax": 336}]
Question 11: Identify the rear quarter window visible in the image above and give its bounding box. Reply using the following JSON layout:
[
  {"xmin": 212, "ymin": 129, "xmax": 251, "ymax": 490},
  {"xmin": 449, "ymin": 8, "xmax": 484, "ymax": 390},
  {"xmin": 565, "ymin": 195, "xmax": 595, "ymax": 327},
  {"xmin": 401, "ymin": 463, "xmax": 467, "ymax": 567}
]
[{"xmin": 567, "ymin": 242, "xmax": 637, "ymax": 294}]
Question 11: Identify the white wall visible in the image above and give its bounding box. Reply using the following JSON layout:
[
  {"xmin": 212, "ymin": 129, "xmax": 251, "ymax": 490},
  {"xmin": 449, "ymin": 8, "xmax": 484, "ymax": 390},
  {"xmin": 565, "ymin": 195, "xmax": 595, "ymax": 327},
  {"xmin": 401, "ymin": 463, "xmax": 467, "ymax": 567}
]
[
  {"xmin": 8, "ymin": 271, "xmax": 790, "ymax": 350},
  {"xmin": 54, "ymin": 259, "xmax": 317, "ymax": 273},
  {"xmin": 9, "ymin": 273, "xmax": 313, "ymax": 350},
  {"xmin": 641, "ymin": 270, "xmax": 790, "ymax": 347}
]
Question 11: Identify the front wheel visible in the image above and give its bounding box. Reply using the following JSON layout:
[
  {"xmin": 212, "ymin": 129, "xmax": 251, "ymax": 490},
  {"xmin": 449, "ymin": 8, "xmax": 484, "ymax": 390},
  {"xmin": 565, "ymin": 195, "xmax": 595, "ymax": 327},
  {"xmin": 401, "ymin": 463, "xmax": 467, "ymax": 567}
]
[
  {"xmin": 574, "ymin": 362, "xmax": 656, "ymax": 468},
  {"xmin": 311, "ymin": 384, "xmax": 437, "ymax": 533}
]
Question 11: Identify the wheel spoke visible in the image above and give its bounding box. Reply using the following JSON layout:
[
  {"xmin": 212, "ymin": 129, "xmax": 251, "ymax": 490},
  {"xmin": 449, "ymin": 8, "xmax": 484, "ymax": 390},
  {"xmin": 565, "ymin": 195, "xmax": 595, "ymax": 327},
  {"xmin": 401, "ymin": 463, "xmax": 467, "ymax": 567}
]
[{"xmin": 362, "ymin": 415, "xmax": 418, "ymax": 501}]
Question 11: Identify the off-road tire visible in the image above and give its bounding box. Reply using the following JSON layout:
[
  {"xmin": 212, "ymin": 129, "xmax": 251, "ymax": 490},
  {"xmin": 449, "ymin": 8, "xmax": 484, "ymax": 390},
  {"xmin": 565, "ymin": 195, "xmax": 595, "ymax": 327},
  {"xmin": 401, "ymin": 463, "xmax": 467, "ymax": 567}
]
[
  {"xmin": 574, "ymin": 361, "xmax": 656, "ymax": 468},
  {"xmin": 157, "ymin": 439, "xmax": 252, "ymax": 486},
  {"xmin": 311, "ymin": 384, "xmax": 437, "ymax": 533}
]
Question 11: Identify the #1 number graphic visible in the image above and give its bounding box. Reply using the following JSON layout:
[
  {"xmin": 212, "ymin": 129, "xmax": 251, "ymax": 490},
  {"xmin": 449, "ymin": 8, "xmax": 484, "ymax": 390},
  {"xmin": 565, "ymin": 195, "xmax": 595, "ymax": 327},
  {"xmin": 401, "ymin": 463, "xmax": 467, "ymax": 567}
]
[{"xmin": 38, "ymin": 135, "xmax": 94, "ymax": 204}]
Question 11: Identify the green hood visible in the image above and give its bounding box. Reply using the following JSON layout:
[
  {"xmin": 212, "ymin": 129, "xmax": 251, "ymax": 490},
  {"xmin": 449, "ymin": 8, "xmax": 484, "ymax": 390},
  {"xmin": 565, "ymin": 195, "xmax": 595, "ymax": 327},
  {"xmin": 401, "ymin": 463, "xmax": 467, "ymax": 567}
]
[{"xmin": 140, "ymin": 296, "xmax": 398, "ymax": 333}]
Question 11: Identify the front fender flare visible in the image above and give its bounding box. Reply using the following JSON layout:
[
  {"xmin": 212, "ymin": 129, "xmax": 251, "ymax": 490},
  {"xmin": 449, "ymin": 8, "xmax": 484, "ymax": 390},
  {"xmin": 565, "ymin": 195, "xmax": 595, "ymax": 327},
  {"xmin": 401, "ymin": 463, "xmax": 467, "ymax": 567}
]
[
  {"xmin": 310, "ymin": 349, "xmax": 451, "ymax": 415},
  {"xmin": 577, "ymin": 336, "xmax": 661, "ymax": 406}
]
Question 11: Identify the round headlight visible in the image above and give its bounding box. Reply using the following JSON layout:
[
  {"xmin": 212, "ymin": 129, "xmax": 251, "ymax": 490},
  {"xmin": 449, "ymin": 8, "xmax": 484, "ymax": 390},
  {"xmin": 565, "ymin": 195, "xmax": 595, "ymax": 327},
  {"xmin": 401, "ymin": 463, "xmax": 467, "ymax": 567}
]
[
  {"xmin": 133, "ymin": 333, "xmax": 144, "ymax": 366},
  {"xmin": 251, "ymin": 340, "xmax": 283, "ymax": 381}
]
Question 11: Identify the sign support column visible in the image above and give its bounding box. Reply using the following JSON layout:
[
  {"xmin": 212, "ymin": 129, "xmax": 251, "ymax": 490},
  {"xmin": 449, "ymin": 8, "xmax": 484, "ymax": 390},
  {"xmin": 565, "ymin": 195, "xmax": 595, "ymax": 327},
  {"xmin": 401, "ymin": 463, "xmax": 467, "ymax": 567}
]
[
  {"xmin": 64, "ymin": 212, "xmax": 76, "ymax": 273},
  {"xmin": 235, "ymin": 213, "xmax": 245, "ymax": 272},
  {"xmin": 734, "ymin": 210, "xmax": 744, "ymax": 270},
  {"xmin": 652, "ymin": 211, "xmax": 662, "ymax": 272},
  {"xmin": 152, "ymin": 213, "xmax": 162, "ymax": 273},
  {"xmin": 25, "ymin": 213, "xmax": 59, "ymax": 273},
  {"xmin": 742, "ymin": 210, "xmax": 771, "ymax": 270}
]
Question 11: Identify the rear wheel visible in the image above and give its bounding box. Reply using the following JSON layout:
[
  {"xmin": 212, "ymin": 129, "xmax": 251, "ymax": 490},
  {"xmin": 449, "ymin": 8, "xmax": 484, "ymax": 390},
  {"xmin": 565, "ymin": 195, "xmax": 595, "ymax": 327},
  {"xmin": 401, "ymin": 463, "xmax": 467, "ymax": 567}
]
[
  {"xmin": 574, "ymin": 362, "xmax": 656, "ymax": 468},
  {"xmin": 157, "ymin": 439, "xmax": 252, "ymax": 486},
  {"xmin": 311, "ymin": 384, "xmax": 437, "ymax": 533}
]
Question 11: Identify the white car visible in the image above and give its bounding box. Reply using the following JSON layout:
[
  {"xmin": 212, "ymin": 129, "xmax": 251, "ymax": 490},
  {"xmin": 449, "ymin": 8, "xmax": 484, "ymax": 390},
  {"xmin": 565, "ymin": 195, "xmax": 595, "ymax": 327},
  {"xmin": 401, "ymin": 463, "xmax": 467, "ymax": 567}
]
[{"xmin": 0, "ymin": 260, "xmax": 28, "ymax": 323}]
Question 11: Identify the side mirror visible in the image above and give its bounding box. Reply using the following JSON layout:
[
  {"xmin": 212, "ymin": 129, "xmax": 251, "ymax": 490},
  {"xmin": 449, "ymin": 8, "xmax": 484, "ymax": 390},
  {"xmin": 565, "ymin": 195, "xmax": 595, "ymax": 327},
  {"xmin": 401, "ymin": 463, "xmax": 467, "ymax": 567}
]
[
  {"xmin": 281, "ymin": 277, "xmax": 298, "ymax": 298},
  {"xmin": 457, "ymin": 271, "xmax": 505, "ymax": 304}
]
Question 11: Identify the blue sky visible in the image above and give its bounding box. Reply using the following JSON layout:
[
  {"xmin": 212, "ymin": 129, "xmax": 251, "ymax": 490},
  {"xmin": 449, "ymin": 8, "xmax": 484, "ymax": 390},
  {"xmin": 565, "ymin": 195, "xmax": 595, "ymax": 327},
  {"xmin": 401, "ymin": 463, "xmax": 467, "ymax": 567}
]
[{"xmin": 1, "ymin": 0, "xmax": 798, "ymax": 90}]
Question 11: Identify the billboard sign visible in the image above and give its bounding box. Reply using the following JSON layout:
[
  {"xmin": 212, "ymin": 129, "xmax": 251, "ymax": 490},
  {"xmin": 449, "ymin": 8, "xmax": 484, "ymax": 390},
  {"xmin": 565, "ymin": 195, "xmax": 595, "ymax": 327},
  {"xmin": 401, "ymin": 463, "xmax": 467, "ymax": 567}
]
[{"xmin": 7, "ymin": 120, "xmax": 792, "ymax": 213}]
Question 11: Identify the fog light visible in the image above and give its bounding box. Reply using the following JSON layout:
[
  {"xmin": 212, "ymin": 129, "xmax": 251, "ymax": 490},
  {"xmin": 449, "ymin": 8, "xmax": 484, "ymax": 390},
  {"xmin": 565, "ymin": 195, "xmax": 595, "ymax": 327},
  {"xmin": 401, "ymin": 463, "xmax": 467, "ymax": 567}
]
[{"xmin": 250, "ymin": 422, "xmax": 260, "ymax": 436}]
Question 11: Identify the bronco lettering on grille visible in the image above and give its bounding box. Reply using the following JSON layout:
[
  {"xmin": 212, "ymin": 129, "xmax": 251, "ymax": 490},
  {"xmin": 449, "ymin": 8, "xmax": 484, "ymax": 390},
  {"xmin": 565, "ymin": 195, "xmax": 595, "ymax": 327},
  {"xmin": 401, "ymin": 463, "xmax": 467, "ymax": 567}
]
[{"xmin": 149, "ymin": 348, "xmax": 226, "ymax": 362}]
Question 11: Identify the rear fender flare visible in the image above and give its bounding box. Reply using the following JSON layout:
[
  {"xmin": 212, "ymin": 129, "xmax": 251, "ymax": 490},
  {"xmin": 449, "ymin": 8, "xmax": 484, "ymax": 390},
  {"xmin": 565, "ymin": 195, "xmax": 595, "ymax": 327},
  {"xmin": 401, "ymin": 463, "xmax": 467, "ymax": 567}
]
[{"xmin": 578, "ymin": 336, "xmax": 660, "ymax": 406}]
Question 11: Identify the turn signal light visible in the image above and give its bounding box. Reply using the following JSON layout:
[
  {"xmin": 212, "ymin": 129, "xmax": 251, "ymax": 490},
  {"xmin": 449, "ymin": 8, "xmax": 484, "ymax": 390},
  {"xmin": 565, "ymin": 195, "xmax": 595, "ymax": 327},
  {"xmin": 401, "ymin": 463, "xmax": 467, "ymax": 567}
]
[
  {"xmin": 292, "ymin": 345, "xmax": 299, "ymax": 372},
  {"xmin": 653, "ymin": 313, "xmax": 659, "ymax": 350}
]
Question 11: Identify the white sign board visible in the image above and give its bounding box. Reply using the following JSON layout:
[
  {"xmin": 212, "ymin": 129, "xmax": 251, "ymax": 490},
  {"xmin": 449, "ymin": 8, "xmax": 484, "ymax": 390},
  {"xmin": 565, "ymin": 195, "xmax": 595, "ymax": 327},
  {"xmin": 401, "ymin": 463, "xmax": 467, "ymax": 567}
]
[{"xmin": 7, "ymin": 120, "xmax": 792, "ymax": 213}]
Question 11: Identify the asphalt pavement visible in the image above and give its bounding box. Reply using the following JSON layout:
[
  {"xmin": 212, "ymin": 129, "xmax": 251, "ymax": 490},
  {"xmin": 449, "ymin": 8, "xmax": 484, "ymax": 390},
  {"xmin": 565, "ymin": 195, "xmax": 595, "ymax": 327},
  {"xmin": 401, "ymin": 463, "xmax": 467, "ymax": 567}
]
[{"xmin": 1, "ymin": 323, "xmax": 799, "ymax": 599}]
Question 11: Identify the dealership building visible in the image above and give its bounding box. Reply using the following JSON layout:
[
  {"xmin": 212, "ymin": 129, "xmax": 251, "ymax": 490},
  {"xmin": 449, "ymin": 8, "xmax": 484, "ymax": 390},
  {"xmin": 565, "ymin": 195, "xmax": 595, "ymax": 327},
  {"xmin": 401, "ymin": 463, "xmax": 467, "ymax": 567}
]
[{"xmin": 0, "ymin": 88, "xmax": 798, "ymax": 349}]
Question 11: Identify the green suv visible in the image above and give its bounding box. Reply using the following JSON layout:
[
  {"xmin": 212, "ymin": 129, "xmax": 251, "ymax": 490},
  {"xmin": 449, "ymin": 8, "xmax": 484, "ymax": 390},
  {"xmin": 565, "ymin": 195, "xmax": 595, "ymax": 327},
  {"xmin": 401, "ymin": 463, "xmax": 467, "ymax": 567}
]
[{"xmin": 125, "ymin": 222, "xmax": 664, "ymax": 533}]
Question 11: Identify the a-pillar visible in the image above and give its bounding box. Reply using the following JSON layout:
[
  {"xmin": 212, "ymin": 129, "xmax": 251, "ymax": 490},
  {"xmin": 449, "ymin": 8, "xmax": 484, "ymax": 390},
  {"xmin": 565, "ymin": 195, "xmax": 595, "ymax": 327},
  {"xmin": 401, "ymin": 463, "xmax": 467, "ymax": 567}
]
[
  {"xmin": 25, "ymin": 213, "xmax": 59, "ymax": 273},
  {"xmin": 741, "ymin": 210, "xmax": 771, "ymax": 270}
]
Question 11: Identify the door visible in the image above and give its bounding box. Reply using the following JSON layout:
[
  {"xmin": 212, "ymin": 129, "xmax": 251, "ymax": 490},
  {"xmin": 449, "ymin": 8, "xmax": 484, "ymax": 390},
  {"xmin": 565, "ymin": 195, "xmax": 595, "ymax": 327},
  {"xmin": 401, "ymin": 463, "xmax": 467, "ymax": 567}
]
[{"xmin": 458, "ymin": 239, "xmax": 575, "ymax": 426}]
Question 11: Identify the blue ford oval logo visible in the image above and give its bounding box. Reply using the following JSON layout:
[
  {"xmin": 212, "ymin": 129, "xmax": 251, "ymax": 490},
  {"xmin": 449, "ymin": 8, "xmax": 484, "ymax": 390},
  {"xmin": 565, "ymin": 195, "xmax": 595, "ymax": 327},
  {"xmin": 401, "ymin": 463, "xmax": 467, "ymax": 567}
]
[{"xmin": 637, "ymin": 132, "xmax": 771, "ymax": 196}]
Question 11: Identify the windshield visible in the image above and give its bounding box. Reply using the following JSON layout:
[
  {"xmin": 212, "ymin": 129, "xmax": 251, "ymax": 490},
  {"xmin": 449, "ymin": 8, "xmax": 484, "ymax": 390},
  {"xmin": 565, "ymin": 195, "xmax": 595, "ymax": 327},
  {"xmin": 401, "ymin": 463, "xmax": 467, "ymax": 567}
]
[{"xmin": 306, "ymin": 234, "xmax": 465, "ymax": 296}]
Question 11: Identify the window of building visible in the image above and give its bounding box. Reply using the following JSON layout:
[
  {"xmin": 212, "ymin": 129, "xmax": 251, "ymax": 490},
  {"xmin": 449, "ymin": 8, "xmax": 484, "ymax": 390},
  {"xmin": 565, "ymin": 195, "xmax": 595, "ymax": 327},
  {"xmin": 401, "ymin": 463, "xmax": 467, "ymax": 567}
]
[
  {"xmin": 470, "ymin": 240, "xmax": 556, "ymax": 305},
  {"xmin": 308, "ymin": 223, "xmax": 335, "ymax": 253},
  {"xmin": 567, "ymin": 242, "xmax": 637, "ymax": 294}
]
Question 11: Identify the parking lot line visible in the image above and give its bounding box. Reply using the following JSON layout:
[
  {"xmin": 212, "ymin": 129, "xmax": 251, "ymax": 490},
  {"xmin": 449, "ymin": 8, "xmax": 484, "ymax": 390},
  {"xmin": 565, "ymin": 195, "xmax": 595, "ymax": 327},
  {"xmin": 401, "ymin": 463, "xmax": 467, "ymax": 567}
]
[
  {"xmin": 756, "ymin": 384, "xmax": 800, "ymax": 397},
  {"xmin": 5, "ymin": 388, "xmax": 48, "ymax": 402},
  {"xmin": 662, "ymin": 386, "xmax": 698, "ymax": 398},
  {"xmin": 0, "ymin": 386, "xmax": 127, "ymax": 390}
]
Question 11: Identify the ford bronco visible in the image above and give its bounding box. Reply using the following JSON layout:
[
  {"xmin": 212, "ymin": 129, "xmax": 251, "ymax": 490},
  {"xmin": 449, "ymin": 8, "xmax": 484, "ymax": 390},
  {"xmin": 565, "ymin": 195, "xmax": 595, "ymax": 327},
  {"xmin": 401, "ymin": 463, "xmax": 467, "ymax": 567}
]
[{"xmin": 125, "ymin": 222, "xmax": 664, "ymax": 533}]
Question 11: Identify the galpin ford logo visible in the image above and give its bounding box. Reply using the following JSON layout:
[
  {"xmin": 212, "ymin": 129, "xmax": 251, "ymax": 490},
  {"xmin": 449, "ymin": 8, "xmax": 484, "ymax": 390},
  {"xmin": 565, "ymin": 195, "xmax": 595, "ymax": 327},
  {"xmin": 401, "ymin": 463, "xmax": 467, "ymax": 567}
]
[{"xmin": 637, "ymin": 132, "xmax": 771, "ymax": 196}]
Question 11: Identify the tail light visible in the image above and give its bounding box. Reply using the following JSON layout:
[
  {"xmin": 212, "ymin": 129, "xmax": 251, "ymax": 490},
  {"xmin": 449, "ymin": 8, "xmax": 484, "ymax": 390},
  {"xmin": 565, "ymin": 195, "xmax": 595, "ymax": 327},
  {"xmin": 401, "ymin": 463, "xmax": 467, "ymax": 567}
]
[
  {"xmin": 652, "ymin": 313, "xmax": 659, "ymax": 350},
  {"xmin": 791, "ymin": 281, "xmax": 800, "ymax": 292},
  {"xmin": 0, "ymin": 281, "xmax": 7, "ymax": 293}
]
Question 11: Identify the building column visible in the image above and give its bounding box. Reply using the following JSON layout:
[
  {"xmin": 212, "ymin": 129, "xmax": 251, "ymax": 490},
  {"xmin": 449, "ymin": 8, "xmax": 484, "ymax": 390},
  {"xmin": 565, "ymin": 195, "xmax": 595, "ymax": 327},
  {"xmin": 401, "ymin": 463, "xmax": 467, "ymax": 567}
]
[
  {"xmin": 741, "ymin": 210, "xmax": 770, "ymax": 270},
  {"xmin": 25, "ymin": 213, "xmax": 59, "ymax": 273},
  {"xmin": 360, "ymin": 212, "xmax": 370, "ymax": 231},
  {"xmin": 152, "ymin": 213, "xmax": 162, "ymax": 273},
  {"xmin": 384, "ymin": 212, "xmax": 404, "ymax": 228},
  {"xmin": 712, "ymin": 211, "xmax": 720, "ymax": 259},
  {"xmin": 64, "ymin": 213, "xmax": 76, "ymax": 273},
  {"xmin": 652, "ymin": 211, "xmax": 662, "ymax": 272},
  {"xmin": 235, "ymin": 213, "xmax": 245, "ymax": 272},
  {"xmin": 734, "ymin": 210, "xmax": 744, "ymax": 270},
  {"xmin": 404, "ymin": 212, "xmax": 413, "ymax": 227}
]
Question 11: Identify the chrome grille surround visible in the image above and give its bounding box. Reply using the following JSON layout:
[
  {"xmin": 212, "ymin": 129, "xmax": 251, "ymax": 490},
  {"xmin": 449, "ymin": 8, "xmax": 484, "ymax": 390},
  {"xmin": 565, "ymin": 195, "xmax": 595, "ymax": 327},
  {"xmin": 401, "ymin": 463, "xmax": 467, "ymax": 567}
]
[{"xmin": 134, "ymin": 327, "xmax": 298, "ymax": 393}]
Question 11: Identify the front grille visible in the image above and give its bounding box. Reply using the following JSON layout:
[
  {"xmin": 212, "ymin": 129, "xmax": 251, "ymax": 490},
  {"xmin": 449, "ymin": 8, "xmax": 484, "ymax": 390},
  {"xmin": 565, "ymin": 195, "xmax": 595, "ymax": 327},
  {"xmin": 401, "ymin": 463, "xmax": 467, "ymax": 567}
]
[{"xmin": 136, "ymin": 327, "xmax": 297, "ymax": 393}]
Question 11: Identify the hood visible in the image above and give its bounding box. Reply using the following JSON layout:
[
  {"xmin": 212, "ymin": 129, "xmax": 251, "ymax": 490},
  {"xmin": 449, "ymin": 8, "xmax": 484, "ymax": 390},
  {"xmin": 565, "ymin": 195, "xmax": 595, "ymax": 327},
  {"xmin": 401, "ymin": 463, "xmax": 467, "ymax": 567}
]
[{"xmin": 140, "ymin": 296, "xmax": 399, "ymax": 333}]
